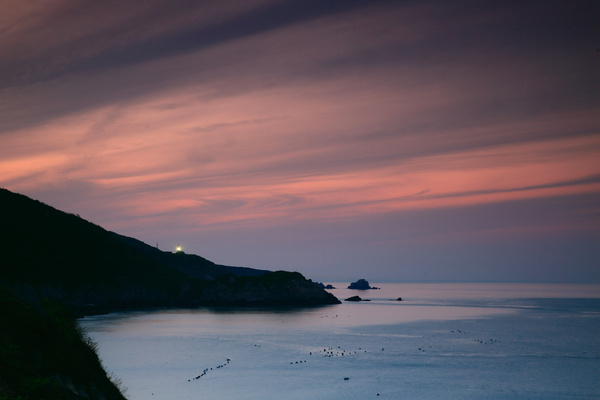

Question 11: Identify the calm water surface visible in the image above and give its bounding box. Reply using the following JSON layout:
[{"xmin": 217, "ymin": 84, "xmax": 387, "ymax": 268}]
[{"xmin": 80, "ymin": 283, "xmax": 600, "ymax": 399}]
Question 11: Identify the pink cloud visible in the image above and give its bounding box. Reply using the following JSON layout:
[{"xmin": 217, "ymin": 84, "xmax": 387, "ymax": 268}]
[{"xmin": 1, "ymin": 0, "xmax": 598, "ymax": 281}]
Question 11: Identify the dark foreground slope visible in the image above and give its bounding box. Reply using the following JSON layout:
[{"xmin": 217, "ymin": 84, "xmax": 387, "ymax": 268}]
[{"xmin": 0, "ymin": 288, "xmax": 127, "ymax": 400}]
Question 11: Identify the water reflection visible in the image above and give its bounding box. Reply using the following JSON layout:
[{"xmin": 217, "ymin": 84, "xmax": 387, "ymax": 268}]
[{"xmin": 83, "ymin": 283, "xmax": 537, "ymax": 335}]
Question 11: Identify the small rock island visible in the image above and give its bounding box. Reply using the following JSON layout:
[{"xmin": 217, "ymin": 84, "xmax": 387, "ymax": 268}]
[
  {"xmin": 344, "ymin": 295, "xmax": 371, "ymax": 302},
  {"xmin": 347, "ymin": 279, "xmax": 379, "ymax": 290},
  {"xmin": 316, "ymin": 282, "xmax": 336, "ymax": 289}
]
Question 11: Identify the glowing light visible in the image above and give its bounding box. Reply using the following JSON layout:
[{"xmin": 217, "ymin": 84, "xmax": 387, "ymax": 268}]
[{"xmin": 176, "ymin": 245, "xmax": 182, "ymax": 252}]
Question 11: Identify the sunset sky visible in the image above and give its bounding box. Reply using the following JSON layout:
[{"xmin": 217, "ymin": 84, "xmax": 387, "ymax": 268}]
[{"xmin": 1, "ymin": 0, "xmax": 599, "ymax": 283}]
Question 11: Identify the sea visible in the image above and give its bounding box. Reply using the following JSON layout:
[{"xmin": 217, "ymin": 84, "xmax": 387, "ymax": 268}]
[{"xmin": 79, "ymin": 283, "xmax": 600, "ymax": 399}]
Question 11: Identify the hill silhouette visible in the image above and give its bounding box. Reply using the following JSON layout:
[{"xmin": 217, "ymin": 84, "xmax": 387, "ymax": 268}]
[
  {"xmin": 0, "ymin": 187, "xmax": 339, "ymax": 311},
  {"xmin": 111, "ymin": 232, "xmax": 271, "ymax": 280},
  {"xmin": 0, "ymin": 187, "xmax": 339, "ymax": 399}
]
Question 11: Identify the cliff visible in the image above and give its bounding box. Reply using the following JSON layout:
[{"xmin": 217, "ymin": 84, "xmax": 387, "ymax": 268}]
[{"xmin": 200, "ymin": 271, "xmax": 339, "ymax": 306}]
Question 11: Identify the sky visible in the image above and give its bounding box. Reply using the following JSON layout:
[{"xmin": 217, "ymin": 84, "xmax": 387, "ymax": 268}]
[{"xmin": 1, "ymin": 0, "xmax": 599, "ymax": 283}]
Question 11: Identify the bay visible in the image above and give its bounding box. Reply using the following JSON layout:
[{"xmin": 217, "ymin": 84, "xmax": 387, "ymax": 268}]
[{"xmin": 80, "ymin": 283, "xmax": 600, "ymax": 399}]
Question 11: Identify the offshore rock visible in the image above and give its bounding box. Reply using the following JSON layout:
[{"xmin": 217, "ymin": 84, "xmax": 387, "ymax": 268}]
[
  {"xmin": 316, "ymin": 282, "xmax": 336, "ymax": 289},
  {"xmin": 347, "ymin": 279, "xmax": 379, "ymax": 290},
  {"xmin": 345, "ymin": 295, "xmax": 362, "ymax": 302}
]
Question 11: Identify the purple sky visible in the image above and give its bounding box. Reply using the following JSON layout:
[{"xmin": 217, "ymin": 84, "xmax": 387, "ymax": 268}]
[{"xmin": 1, "ymin": 0, "xmax": 599, "ymax": 282}]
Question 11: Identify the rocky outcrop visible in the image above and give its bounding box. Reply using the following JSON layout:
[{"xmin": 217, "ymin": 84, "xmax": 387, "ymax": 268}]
[
  {"xmin": 344, "ymin": 295, "xmax": 371, "ymax": 302},
  {"xmin": 199, "ymin": 272, "xmax": 340, "ymax": 307},
  {"xmin": 347, "ymin": 279, "xmax": 379, "ymax": 290},
  {"xmin": 316, "ymin": 282, "xmax": 336, "ymax": 289}
]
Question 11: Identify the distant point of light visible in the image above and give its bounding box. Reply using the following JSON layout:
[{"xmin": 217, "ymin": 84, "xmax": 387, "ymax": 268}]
[{"xmin": 176, "ymin": 245, "xmax": 182, "ymax": 253}]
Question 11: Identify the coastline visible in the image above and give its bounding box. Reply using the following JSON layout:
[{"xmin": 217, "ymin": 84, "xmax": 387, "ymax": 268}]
[{"xmin": 81, "ymin": 283, "xmax": 600, "ymax": 400}]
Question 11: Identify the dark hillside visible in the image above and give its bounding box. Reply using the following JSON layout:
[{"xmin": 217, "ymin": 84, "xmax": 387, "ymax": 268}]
[
  {"xmin": 0, "ymin": 188, "xmax": 204, "ymax": 312},
  {"xmin": 0, "ymin": 188, "xmax": 339, "ymax": 311},
  {"xmin": 0, "ymin": 188, "xmax": 339, "ymax": 399}
]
